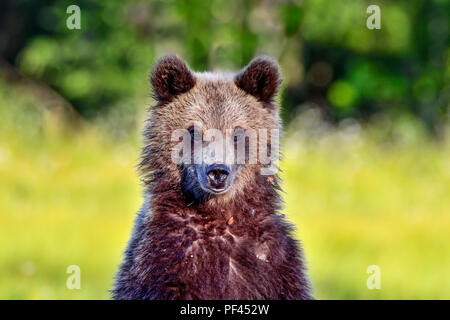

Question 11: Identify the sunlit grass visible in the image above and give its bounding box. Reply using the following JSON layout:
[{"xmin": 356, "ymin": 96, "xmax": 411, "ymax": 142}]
[
  {"xmin": 0, "ymin": 122, "xmax": 141, "ymax": 299},
  {"xmin": 283, "ymin": 113, "xmax": 450, "ymax": 299},
  {"xmin": 1, "ymin": 91, "xmax": 449, "ymax": 299}
]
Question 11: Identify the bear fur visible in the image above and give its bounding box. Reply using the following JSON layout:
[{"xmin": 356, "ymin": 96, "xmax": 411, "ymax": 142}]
[{"xmin": 112, "ymin": 55, "xmax": 313, "ymax": 300}]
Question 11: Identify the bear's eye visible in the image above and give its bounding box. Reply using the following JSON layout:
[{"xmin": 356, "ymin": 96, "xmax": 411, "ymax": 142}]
[
  {"xmin": 188, "ymin": 126, "xmax": 202, "ymax": 142},
  {"xmin": 233, "ymin": 127, "xmax": 245, "ymax": 143}
]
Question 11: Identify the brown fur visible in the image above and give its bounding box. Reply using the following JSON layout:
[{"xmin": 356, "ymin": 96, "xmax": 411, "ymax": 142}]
[{"xmin": 112, "ymin": 55, "xmax": 313, "ymax": 300}]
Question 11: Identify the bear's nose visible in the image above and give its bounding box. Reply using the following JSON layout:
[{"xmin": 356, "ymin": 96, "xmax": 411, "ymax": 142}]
[{"xmin": 206, "ymin": 164, "xmax": 230, "ymax": 190}]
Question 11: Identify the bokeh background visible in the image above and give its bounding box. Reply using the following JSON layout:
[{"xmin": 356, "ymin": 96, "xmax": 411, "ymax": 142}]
[{"xmin": 0, "ymin": 0, "xmax": 449, "ymax": 299}]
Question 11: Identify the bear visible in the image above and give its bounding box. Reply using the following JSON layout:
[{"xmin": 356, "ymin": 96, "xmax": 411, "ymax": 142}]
[{"xmin": 112, "ymin": 55, "xmax": 313, "ymax": 300}]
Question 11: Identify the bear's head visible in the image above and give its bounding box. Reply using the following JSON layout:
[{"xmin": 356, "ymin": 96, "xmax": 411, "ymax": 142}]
[{"xmin": 141, "ymin": 55, "xmax": 282, "ymax": 205}]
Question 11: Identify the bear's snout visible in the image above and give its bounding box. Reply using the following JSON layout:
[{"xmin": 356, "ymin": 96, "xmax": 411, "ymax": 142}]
[{"xmin": 206, "ymin": 164, "xmax": 230, "ymax": 191}]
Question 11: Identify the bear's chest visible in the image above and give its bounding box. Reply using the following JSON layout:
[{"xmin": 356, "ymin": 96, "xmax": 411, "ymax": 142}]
[
  {"xmin": 177, "ymin": 220, "xmax": 278, "ymax": 299},
  {"xmin": 182, "ymin": 217, "xmax": 270, "ymax": 262}
]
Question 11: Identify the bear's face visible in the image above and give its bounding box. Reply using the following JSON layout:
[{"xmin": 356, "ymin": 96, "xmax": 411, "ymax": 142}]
[{"xmin": 142, "ymin": 55, "xmax": 281, "ymax": 205}]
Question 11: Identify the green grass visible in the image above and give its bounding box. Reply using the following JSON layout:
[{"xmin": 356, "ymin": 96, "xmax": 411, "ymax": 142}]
[
  {"xmin": 282, "ymin": 120, "xmax": 450, "ymax": 299},
  {"xmin": 1, "ymin": 87, "xmax": 449, "ymax": 299}
]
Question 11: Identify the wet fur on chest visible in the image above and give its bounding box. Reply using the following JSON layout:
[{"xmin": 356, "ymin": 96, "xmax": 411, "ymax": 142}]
[
  {"xmin": 112, "ymin": 173, "xmax": 312, "ymax": 300},
  {"xmin": 155, "ymin": 208, "xmax": 281, "ymax": 299}
]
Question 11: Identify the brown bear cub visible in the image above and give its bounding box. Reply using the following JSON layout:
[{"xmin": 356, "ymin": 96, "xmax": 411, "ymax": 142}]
[{"xmin": 112, "ymin": 55, "xmax": 313, "ymax": 300}]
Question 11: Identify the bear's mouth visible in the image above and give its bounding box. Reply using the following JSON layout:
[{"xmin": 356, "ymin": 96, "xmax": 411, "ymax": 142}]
[{"xmin": 201, "ymin": 184, "xmax": 231, "ymax": 195}]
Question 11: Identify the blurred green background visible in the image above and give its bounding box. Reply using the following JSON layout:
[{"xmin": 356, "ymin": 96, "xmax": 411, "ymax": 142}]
[{"xmin": 0, "ymin": 0, "xmax": 449, "ymax": 299}]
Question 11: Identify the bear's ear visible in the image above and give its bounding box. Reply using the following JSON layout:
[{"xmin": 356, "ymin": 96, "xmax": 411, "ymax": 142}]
[
  {"xmin": 151, "ymin": 55, "xmax": 196, "ymax": 103},
  {"xmin": 234, "ymin": 56, "xmax": 281, "ymax": 104}
]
